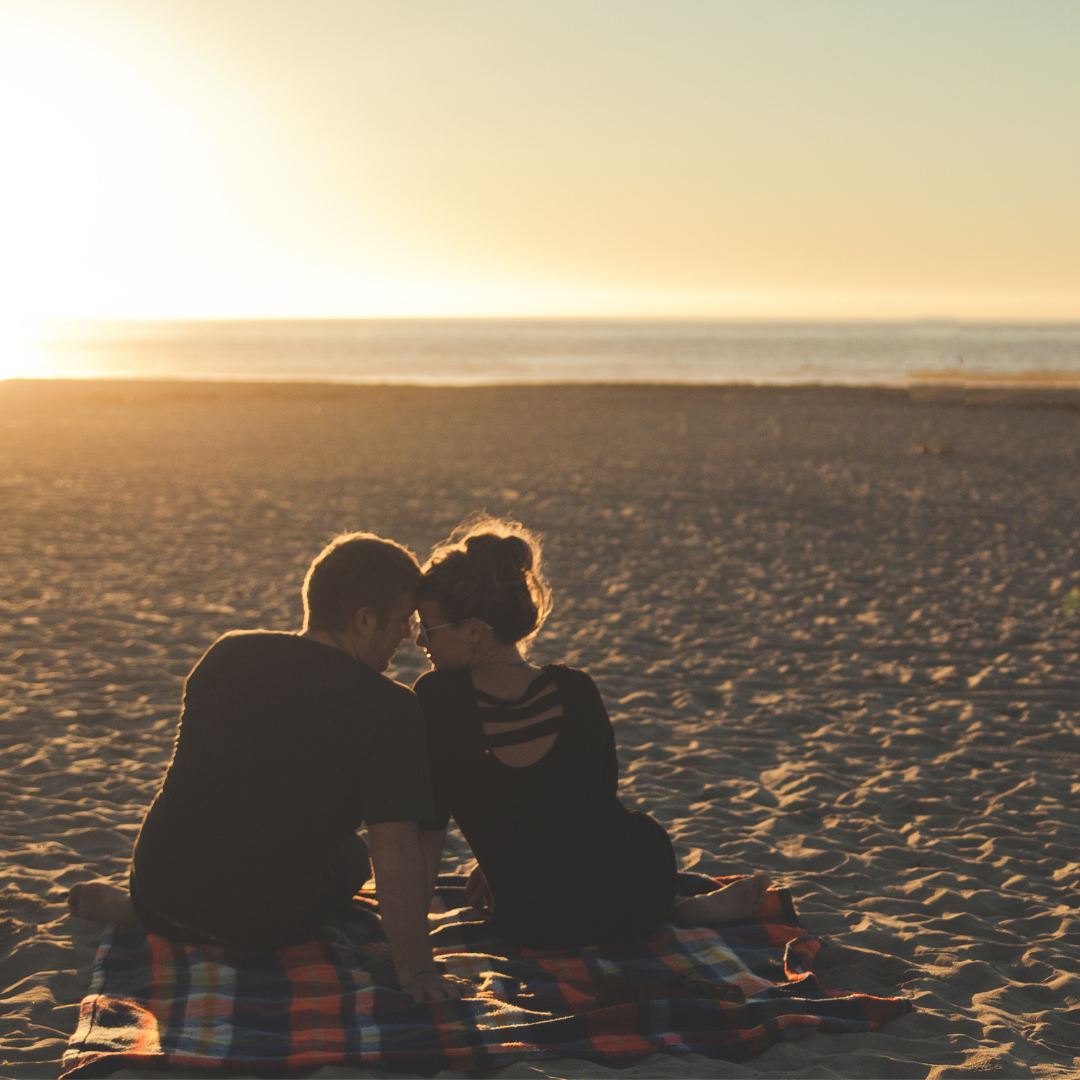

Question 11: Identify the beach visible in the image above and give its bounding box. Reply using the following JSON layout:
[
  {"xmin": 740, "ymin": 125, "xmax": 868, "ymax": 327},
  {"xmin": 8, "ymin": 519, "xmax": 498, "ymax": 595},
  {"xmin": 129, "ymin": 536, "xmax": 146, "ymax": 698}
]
[{"xmin": 2, "ymin": 378, "xmax": 1079, "ymax": 1079}]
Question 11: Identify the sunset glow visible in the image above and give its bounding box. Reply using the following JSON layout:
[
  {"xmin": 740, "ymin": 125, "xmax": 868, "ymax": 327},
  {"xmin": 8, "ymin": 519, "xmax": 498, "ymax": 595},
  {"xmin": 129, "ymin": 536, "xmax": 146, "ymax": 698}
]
[{"xmin": 1, "ymin": 0, "xmax": 1077, "ymax": 323}]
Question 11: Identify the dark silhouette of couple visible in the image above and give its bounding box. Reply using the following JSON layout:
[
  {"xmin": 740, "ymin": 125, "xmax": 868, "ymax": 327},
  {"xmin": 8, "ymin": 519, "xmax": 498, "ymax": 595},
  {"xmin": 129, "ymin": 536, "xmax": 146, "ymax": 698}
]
[{"xmin": 69, "ymin": 517, "xmax": 769, "ymax": 1002}]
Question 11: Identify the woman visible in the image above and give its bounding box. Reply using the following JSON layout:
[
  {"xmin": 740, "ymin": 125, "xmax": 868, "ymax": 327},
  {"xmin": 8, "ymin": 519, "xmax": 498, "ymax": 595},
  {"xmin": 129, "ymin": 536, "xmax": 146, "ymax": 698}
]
[{"xmin": 412, "ymin": 516, "xmax": 769, "ymax": 950}]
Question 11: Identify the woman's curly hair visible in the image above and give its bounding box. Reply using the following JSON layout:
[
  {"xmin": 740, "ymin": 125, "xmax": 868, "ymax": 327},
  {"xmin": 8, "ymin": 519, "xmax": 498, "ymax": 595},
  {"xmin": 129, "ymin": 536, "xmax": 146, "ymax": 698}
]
[{"xmin": 417, "ymin": 515, "xmax": 553, "ymax": 649}]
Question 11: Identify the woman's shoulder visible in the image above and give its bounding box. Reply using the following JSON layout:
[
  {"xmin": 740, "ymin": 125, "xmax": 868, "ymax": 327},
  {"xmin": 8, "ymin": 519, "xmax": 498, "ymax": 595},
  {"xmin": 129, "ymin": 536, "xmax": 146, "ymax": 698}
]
[
  {"xmin": 542, "ymin": 663, "xmax": 604, "ymax": 703},
  {"xmin": 412, "ymin": 669, "xmax": 483, "ymax": 764},
  {"xmin": 542, "ymin": 661, "xmax": 589, "ymax": 683},
  {"xmin": 413, "ymin": 663, "xmax": 603, "ymax": 709},
  {"xmin": 412, "ymin": 667, "xmax": 472, "ymax": 705}
]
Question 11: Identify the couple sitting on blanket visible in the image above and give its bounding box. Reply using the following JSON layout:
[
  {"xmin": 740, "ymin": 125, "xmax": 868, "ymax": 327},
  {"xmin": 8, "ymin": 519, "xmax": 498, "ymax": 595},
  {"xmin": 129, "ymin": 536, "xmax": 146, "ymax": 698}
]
[{"xmin": 69, "ymin": 517, "xmax": 770, "ymax": 1003}]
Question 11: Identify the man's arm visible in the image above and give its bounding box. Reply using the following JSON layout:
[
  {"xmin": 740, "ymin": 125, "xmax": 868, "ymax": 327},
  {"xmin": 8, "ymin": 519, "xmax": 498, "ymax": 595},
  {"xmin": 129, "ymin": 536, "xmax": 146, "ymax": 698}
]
[
  {"xmin": 367, "ymin": 820, "xmax": 460, "ymax": 1003},
  {"xmin": 419, "ymin": 828, "xmax": 446, "ymax": 904}
]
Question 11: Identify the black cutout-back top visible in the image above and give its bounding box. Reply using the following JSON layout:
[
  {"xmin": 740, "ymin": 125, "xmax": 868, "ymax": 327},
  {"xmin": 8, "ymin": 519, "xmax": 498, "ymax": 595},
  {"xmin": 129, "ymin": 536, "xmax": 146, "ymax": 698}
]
[
  {"xmin": 414, "ymin": 663, "xmax": 677, "ymax": 949},
  {"xmin": 474, "ymin": 670, "xmax": 563, "ymax": 749}
]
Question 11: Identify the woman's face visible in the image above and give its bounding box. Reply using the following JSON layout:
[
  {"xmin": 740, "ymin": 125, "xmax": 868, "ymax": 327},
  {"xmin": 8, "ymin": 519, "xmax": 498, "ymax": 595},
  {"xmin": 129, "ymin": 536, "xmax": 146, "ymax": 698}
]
[{"xmin": 415, "ymin": 599, "xmax": 474, "ymax": 669}]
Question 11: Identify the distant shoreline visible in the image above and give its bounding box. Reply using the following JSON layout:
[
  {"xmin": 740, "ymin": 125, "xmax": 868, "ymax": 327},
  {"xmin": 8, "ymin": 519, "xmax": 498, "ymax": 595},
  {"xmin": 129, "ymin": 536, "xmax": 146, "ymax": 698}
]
[
  {"xmin": 31, "ymin": 315, "xmax": 1080, "ymax": 327},
  {"xmin": 4, "ymin": 377, "xmax": 1080, "ymax": 410},
  {"xmin": 13, "ymin": 319, "xmax": 1080, "ymax": 389}
]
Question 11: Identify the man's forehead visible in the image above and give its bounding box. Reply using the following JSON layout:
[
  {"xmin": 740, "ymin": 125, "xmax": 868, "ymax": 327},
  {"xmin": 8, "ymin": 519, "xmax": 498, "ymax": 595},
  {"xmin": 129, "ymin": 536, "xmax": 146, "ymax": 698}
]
[{"xmin": 388, "ymin": 591, "xmax": 417, "ymax": 614}]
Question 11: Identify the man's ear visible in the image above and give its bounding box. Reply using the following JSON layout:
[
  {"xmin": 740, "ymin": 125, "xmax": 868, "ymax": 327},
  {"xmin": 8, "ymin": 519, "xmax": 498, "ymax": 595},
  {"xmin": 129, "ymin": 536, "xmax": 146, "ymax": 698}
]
[{"xmin": 351, "ymin": 606, "xmax": 378, "ymax": 638}]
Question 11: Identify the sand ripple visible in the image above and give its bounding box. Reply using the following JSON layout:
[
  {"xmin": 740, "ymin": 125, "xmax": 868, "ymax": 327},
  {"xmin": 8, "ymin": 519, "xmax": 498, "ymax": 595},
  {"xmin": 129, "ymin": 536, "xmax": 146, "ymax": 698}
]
[{"xmin": 1, "ymin": 381, "xmax": 1078, "ymax": 1078}]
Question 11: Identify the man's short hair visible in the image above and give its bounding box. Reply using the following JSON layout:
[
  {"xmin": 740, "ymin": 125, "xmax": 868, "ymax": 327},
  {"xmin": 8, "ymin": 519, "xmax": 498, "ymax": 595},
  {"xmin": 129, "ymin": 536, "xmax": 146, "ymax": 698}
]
[{"xmin": 302, "ymin": 532, "xmax": 421, "ymax": 632}]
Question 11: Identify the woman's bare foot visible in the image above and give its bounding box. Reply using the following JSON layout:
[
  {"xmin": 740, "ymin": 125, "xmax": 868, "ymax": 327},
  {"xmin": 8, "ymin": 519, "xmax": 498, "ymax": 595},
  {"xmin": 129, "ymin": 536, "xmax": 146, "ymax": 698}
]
[
  {"xmin": 67, "ymin": 882, "xmax": 139, "ymax": 924},
  {"xmin": 357, "ymin": 941, "xmax": 393, "ymax": 959},
  {"xmin": 672, "ymin": 873, "xmax": 772, "ymax": 926}
]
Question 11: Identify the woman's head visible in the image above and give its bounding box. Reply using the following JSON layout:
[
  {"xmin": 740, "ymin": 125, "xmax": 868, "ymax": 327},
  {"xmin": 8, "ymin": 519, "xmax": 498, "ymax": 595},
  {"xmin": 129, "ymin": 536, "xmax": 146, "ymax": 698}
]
[{"xmin": 417, "ymin": 515, "xmax": 552, "ymax": 655}]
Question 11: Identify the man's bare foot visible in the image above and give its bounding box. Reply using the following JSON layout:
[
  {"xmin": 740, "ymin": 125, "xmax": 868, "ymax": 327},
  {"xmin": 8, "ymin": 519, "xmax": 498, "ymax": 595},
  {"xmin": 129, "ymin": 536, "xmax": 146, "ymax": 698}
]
[
  {"xmin": 672, "ymin": 873, "xmax": 772, "ymax": 926},
  {"xmin": 67, "ymin": 882, "xmax": 139, "ymax": 924}
]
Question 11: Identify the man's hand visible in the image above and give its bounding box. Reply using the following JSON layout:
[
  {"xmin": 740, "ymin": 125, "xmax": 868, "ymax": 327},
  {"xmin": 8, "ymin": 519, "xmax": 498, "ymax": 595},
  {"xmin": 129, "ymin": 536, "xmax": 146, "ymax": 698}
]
[
  {"xmin": 464, "ymin": 865, "xmax": 494, "ymax": 913},
  {"xmin": 369, "ymin": 820, "xmax": 462, "ymax": 1002},
  {"xmin": 401, "ymin": 969, "xmax": 462, "ymax": 1003}
]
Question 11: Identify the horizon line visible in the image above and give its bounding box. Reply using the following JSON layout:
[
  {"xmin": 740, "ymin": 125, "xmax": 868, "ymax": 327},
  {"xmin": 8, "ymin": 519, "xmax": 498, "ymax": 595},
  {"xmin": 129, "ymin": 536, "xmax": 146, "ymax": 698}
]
[{"xmin": 36, "ymin": 315, "xmax": 1080, "ymax": 328}]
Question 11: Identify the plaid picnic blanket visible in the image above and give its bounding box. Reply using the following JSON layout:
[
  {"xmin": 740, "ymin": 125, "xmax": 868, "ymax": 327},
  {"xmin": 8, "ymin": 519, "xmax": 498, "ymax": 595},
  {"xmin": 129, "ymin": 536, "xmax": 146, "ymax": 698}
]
[{"xmin": 63, "ymin": 874, "xmax": 910, "ymax": 1077}]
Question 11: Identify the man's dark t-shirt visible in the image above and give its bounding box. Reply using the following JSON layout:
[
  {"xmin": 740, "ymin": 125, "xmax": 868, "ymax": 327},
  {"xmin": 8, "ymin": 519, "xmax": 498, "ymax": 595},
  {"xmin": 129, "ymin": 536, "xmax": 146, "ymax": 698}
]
[{"xmin": 130, "ymin": 631, "xmax": 434, "ymax": 949}]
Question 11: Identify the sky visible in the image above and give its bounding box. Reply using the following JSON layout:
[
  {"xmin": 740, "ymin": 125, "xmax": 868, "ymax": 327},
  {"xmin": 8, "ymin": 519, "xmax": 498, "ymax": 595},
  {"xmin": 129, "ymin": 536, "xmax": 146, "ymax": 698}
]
[{"xmin": 0, "ymin": 0, "xmax": 1078, "ymax": 323}]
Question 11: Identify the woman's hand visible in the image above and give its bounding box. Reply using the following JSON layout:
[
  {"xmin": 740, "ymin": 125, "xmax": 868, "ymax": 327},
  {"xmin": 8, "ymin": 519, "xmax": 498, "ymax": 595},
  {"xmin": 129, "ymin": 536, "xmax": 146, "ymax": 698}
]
[
  {"xmin": 464, "ymin": 865, "xmax": 494, "ymax": 913},
  {"xmin": 400, "ymin": 969, "xmax": 462, "ymax": 1003}
]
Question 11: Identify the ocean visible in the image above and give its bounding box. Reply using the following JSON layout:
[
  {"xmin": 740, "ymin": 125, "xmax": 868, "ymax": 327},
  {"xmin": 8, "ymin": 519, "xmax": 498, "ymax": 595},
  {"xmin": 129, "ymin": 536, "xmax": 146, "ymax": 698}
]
[{"xmin": 16, "ymin": 319, "xmax": 1080, "ymax": 386}]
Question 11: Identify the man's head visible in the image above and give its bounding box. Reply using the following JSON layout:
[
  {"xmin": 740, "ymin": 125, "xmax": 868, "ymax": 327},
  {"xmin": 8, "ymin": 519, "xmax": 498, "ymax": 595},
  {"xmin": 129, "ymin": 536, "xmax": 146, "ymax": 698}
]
[{"xmin": 303, "ymin": 532, "xmax": 421, "ymax": 670}]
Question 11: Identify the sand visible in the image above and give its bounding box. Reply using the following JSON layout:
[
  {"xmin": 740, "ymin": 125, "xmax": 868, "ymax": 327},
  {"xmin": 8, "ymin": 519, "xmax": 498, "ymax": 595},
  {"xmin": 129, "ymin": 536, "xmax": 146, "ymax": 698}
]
[{"xmin": 1, "ymin": 379, "xmax": 1078, "ymax": 1079}]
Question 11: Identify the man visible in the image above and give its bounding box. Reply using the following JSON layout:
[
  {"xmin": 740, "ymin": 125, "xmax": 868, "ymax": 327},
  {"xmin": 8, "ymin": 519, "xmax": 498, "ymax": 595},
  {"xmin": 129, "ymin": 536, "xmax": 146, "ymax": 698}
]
[{"xmin": 69, "ymin": 532, "xmax": 458, "ymax": 1003}]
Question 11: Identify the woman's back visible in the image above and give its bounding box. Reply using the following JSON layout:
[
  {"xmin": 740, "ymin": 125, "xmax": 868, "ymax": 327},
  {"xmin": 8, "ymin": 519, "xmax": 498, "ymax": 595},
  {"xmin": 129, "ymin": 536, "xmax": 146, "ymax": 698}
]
[
  {"xmin": 415, "ymin": 664, "xmax": 675, "ymax": 948},
  {"xmin": 471, "ymin": 662, "xmax": 562, "ymax": 768}
]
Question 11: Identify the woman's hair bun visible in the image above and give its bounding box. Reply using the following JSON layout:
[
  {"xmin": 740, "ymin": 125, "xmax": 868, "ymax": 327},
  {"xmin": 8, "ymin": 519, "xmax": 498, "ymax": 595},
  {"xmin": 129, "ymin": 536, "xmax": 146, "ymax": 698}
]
[
  {"xmin": 464, "ymin": 533, "xmax": 533, "ymax": 582},
  {"xmin": 418, "ymin": 515, "xmax": 552, "ymax": 649}
]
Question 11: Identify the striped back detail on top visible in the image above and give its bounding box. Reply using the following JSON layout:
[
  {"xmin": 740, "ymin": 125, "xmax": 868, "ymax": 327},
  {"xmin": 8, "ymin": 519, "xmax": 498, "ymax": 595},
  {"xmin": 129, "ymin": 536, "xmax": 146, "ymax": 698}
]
[{"xmin": 474, "ymin": 670, "xmax": 564, "ymax": 750}]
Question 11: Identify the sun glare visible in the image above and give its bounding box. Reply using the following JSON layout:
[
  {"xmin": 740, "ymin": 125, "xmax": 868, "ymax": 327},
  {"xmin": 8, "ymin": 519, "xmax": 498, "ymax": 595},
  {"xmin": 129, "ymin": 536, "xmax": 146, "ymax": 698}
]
[
  {"xmin": 0, "ymin": 13, "xmax": 235, "ymax": 321},
  {"xmin": 0, "ymin": 319, "xmax": 51, "ymax": 380},
  {"xmin": 1, "ymin": 3, "xmax": 1077, "ymax": 323}
]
